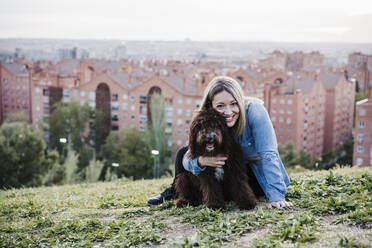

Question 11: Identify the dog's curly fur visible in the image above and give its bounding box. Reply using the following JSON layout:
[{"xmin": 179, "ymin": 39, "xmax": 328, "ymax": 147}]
[{"xmin": 174, "ymin": 108, "xmax": 257, "ymax": 210}]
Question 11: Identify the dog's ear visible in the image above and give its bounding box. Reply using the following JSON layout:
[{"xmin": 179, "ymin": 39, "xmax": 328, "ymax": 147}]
[{"xmin": 188, "ymin": 114, "xmax": 200, "ymax": 158}]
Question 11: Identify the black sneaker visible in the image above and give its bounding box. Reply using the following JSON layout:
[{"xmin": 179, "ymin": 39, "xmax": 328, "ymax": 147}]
[{"xmin": 147, "ymin": 187, "xmax": 174, "ymax": 206}]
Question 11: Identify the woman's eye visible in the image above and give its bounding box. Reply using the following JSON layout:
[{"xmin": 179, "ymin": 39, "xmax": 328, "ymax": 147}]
[
  {"xmin": 232, "ymin": 102, "xmax": 238, "ymax": 106},
  {"xmin": 216, "ymin": 105, "xmax": 224, "ymax": 109}
]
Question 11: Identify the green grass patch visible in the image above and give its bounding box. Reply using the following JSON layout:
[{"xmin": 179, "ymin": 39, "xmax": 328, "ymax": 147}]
[{"xmin": 0, "ymin": 167, "xmax": 371, "ymax": 247}]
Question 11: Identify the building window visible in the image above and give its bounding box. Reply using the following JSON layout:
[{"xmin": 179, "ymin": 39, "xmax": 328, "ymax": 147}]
[
  {"xmin": 63, "ymin": 89, "xmax": 70, "ymax": 98},
  {"xmin": 279, "ymin": 117, "xmax": 284, "ymax": 123},
  {"xmin": 186, "ymin": 98, "xmax": 192, "ymax": 104},
  {"xmin": 272, "ymin": 98, "xmax": 277, "ymax": 104},
  {"xmin": 112, "ymin": 114, "xmax": 119, "ymax": 121},
  {"xmin": 122, "ymin": 94, "xmax": 128, "ymax": 100},
  {"xmin": 287, "ymin": 118, "xmax": 292, "ymax": 124},
  {"xmin": 359, "ymin": 122, "xmax": 365, "ymax": 128},
  {"xmin": 177, "ymin": 98, "xmax": 183, "ymax": 104},
  {"xmin": 43, "ymin": 106, "xmax": 49, "ymax": 114},
  {"xmin": 177, "ymin": 119, "xmax": 182, "ymax": 126},
  {"xmin": 140, "ymin": 106, "xmax": 147, "ymax": 114},
  {"xmin": 357, "ymin": 134, "xmax": 364, "ymax": 144},
  {"xmin": 122, "ymin": 103, "xmax": 128, "ymax": 110},
  {"xmin": 80, "ymin": 91, "xmax": 85, "ymax": 97},
  {"xmin": 287, "ymin": 99, "xmax": 293, "ymax": 105},
  {"xmin": 112, "ymin": 104, "xmax": 119, "ymax": 111},
  {"xmin": 272, "ymin": 108, "xmax": 276, "ymax": 113},
  {"xmin": 177, "ymin": 140, "xmax": 182, "ymax": 145},
  {"xmin": 88, "ymin": 92, "xmax": 95, "ymax": 100},
  {"xmin": 112, "ymin": 94, "xmax": 118, "ymax": 101},
  {"xmin": 139, "ymin": 96, "xmax": 147, "ymax": 104},
  {"xmin": 359, "ymin": 109, "xmax": 366, "ymax": 116},
  {"xmin": 357, "ymin": 146, "xmax": 364, "ymax": 153},
  {"xmin": 280, "ymin": 109, "xmax": 284, "ymax": 114},
  {"xmin": 287, "ymin": 109, "xmax": 292, "ymax": 114},
  {"xmin": 271, "ymin": 116, "xmax": 276, "ymax": 122},
  {"xmin": 280, "ymin": 99, "xmax": 284, "ymax": 104},
  {"xmin": 356, "ymin": 158, "xmax": 363, "ymax": 166},
  {"xmin": 131, "ymin": 105, "xmax": 135, "ymax": 111},
  {"xmin": 43, "ymin": 89, "xmax": 49, "ymax": 96},
  {"xmin": 177, "ymin": 109, "xmax": 183, "ymax": 116},
  {"xmin": 130, "ymin": 96, "xmax": 135, "ymax": 102},
  {"xmin": 131, "ymin": 115, "xmax": 135, "ymax": 119}
]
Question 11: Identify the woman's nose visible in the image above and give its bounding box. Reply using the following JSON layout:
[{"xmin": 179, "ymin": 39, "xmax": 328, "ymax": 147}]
[{"xmin": 224, "ymin": 106, "xmax": 232, "ymax": 115}]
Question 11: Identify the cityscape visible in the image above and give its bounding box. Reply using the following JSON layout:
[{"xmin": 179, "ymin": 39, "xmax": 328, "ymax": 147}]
[{"xmin": 0, "ymin": 39, "xmax": 371, "ymax": 167}]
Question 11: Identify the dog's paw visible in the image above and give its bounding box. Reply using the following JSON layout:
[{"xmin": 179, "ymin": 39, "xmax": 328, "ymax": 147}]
[
  {"xmin": 175, "ymin": 199, "xmax": 189, "ymax": 208},
  {"xmin": 238, "ymin": 201, "xmax": 257, "ymax": 210}
]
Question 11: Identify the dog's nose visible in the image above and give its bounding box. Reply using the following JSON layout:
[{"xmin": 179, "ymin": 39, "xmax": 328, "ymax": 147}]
[{"xmin": 205, "ymin": 132, "xmax": 216, "ymax": 142}]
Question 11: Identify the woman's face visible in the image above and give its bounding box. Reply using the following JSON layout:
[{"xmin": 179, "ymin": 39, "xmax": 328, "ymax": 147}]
[{"xmin": 211, "ymin": 90, "xmax": 240, "ymax": 128}]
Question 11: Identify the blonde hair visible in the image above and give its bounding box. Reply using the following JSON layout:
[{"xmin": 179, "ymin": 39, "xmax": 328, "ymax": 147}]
[{"xmin": 199, "ymin": 76, "xmax": 246, "ymax": 136}]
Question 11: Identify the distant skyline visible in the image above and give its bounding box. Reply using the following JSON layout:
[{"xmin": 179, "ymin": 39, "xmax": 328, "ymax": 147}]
[{"xmin": 1, "ymin": 0, "xmax": 372, "ymax": 43}]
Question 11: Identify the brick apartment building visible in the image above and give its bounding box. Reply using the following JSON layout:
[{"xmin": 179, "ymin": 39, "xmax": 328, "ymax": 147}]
[
  {"xmin": 264, "ymin": 73, "xmax": 326, "ymax": 159},
  {"xmin": 320, "ymin": 71, "xmax": 355, "ymax": 152},
  {"xmin": 0, "ymin": 59, "xmax": 33, "ymax": 124},
  {"xmin": 353, "ymin": 87, "xmax": 372, "ymax": 167},
  {"xmin": 263, "ymin": 70, "xmax": 355, "ymax": 159},
  {"xmin": 348, "ymin": 52, "xmax": 372, "ymax": 91}
]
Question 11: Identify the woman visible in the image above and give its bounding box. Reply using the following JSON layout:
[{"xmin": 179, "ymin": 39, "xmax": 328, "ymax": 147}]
[{"xmin": 148, "ymin": 76, "xmax": 292, "ymax": 209}]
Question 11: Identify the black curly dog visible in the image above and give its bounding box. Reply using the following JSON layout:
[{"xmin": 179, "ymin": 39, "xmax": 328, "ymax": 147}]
[{"xmin": 173, "ymin": 108, "xmax": 257, "ymax": 210}]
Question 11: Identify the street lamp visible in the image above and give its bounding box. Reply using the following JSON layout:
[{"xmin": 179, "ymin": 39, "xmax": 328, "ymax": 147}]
[
  {"xmin": 59, "ymin": 137, "xmax": 68, "ymax": 158},
  {"xmin": 151, "ymin": 150, "xmax": 159, "ymax": 179},
  {"xmin": 112, "ymin": 162, "xmax": 119, "ymax": 180}
]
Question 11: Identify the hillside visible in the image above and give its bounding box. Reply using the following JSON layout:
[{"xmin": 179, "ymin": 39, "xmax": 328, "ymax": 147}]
[{"xmin": 0, "ymin": 167, "xmax": 371, "ymax": 247}]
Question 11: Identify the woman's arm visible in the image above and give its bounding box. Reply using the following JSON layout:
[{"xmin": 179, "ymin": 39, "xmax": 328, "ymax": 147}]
[
  {"xmin": 248, "ymin": 102, "xmax": 291, "ymax": 206},
  {"xmin": 182, "ymin": 151, "xmax": 227, "ymax": 176}
]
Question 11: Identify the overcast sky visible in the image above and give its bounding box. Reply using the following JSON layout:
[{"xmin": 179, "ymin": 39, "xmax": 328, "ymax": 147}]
[{"xmin": 0, "ymin": 0, "xmax": 372, "ymax": 43}]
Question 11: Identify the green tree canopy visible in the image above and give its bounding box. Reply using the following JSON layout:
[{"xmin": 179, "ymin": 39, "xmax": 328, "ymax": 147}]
[
  {"xmin": 48, "ymin": 100, "xmax": 94, "ymax": 169},
  {"xmin": 0, "ymin": 122, "xmax": 56, "ymax": 188},
  {"xmin": 278, "ymin": 141, "xmax": 312, "ymax": 169},
  {"xmin": 100, "ymin": 128, "xmax": 152, "ymax": 179}
]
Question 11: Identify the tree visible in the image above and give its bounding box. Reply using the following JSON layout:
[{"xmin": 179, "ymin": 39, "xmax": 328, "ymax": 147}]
[
  {"xmin": 48, "ymin": 100, "xmax": 94, "ymax": 169},
  {"xmin": 278, "ymin": 141, "xmax": 312, "ymax": 169},
  {"xmin": 100, "ymin": 128, "xmax": 153, "ymax": 179},
  {"xmin": 144, "ymin": 93, "xmax": 171, "ymax": 178},
  {"xmin": 316, "ymin": 139, "xmax": 354, "ymax": 170},
  {"xmin": 0, "ymin": 122, "xmax": 56, "ymax": 188},
  {"xmin": 93, "ymin": 109, "xmax": 110, "ymax": 156}
]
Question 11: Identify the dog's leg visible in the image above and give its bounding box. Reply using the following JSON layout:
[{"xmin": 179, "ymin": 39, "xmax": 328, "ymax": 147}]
[
  {"xmin": 174, "ymin": 173, "xmax": 201, "ymax": 207},
  {"xmin": 199, "ymin": 172, "xmax": 225, "ymax": 209},
  {"xmin": 224, "ymin": 171, "xmax": 257, "ymax": 210}
]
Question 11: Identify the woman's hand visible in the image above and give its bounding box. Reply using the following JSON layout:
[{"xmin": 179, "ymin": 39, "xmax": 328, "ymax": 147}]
[
  {"xmin": 266, "ymin": 200, "xmax": 293, "ymax": 209},
  {"xmin": 198, "ymin": 155, "xmax": 227, "ymax": 168}
]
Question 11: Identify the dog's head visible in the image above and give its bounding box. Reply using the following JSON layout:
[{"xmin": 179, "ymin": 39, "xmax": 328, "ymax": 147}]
[{"xmin": 188, "ymin": 108, "xmax": 232, "ymax": 158}]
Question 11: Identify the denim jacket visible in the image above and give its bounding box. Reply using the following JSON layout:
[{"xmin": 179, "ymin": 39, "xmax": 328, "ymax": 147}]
[{"xmin": 182, "ymin": 101, "xmax": 290, "ymax": 203}]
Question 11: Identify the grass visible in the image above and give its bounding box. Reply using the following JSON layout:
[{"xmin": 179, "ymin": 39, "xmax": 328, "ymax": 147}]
[{"xmin": 0, "ymin": 167, "xmax": 371, "ymax": 247}]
